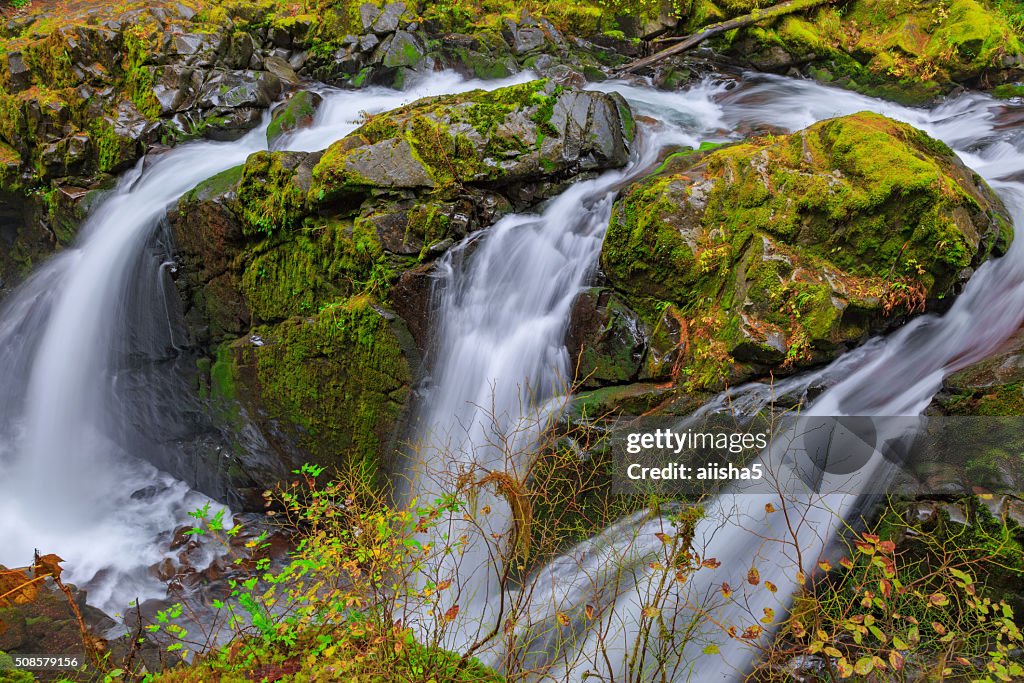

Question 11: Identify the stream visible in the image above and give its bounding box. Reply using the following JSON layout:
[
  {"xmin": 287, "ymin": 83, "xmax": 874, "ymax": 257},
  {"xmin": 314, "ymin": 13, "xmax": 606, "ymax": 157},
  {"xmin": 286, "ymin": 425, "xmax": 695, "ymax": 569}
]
[{"xmin": 0, "ymin": 69, "xmax": 1022, "ymax": 681}]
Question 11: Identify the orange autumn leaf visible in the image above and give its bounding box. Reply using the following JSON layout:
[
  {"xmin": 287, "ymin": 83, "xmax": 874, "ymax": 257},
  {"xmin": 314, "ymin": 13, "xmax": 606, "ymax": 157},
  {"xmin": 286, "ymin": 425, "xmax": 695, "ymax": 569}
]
[
  {"xmin": 747, "ymin": 567, "xmax": 760, "ymax": 586},
  {"xmin": 444, "ymin": 605, "xmax": 460, "ymax": 622}
]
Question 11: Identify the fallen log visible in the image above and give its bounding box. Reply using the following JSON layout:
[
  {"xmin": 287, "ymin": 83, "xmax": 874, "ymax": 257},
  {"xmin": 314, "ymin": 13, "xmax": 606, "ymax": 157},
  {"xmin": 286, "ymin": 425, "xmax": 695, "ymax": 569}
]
[{"xmin": 617, "ymin": 0, "xmax": 836, "ymax": 74}]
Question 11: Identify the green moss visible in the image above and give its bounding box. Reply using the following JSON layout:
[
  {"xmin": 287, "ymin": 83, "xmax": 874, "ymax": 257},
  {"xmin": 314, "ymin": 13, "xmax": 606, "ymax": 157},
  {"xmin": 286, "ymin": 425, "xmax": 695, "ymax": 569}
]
[
  {"xmin": 603, "ymin": 112, "xmax": 1009, "ymax": 387},
  {"xmin": 122, "ymin": 25, "xmax": 162, "ymax": 120},
  {"xmin": 211, "ymin": 342, "xmax": 237, "ymax": 401},
  {"xmin": 239, "ymin": 296, "xmax": 411, "ymax": 486},
  {"xmin": 234, "ymin": 152, "xmax": 309, "ymax": 237},
  {"xmin": 267, "ymin": 90, "xmax": 320, "ymax": 146},
  {"xmin": 240, "ymin": 218, "xmax": 383, "ymax": 323},
  {"xmin": 709, "ymin": 0, "xmax": 1023, "ymax": 103},
  {"xmin": 993, "ymin": 83, "xmax": 1024, "ymax": 98},
  {"xmin": 310, "ymin": 80, "xmax": 557, "ymax": 200}
]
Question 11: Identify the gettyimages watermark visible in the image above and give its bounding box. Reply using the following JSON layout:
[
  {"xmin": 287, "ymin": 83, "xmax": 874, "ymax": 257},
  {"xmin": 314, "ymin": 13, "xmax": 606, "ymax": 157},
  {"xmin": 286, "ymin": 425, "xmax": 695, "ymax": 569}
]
[{"xmin": 611, "ymin": 414, "xmax": 1024, "ymax": 496}]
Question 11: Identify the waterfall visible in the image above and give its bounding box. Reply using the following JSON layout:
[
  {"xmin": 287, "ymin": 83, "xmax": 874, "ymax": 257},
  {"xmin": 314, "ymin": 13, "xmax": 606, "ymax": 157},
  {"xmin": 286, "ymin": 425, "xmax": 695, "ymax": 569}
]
[
  {"xmin": 0, "ymin": 62, "xmax": 1020, "ymax": 680},
  {"xmin": 529, "ymin": 78, "xmax": 1024, "ymax": 681},
  {"xmin": 0, "ymin": 71, "xmax": 530, "ymax": 617}
]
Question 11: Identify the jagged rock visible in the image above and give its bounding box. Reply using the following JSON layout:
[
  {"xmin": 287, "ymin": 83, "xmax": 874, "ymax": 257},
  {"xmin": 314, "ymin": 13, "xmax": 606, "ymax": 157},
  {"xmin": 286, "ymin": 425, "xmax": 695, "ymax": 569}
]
[
  {"xmin": 371, "ymin": 2, "xmax": 406, "ymax": 35},
  {"xmin": 263, "ymin": 54, "xmax": 300, "ymax": 86},
  {"xmin": 310, "ymin": 79, "xmax": 632, "ymax": 204},
  {"xmin": 5, "ymin": 51, "xmax": 29, "ymax": 91},
  {"xmin": 375, "ymin": 30, "xmax": 426, "ymax": 69},
  {"xmin": 196, "ymin": 70, "xmax": 282, "ymax": 110},
  {"xmin": 359, "ymin": 3, "xmax": 382, "ymax": 32},
  {"xmin": 566, "ymin": 288, "xmax": 667, "ymax": 388}
]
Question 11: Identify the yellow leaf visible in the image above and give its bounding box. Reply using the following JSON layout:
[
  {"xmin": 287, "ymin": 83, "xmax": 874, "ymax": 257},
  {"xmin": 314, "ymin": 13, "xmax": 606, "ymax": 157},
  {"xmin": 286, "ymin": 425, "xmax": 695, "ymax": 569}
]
[
  {"xmin": 765, "ymin": 581, "xmax": 777, "ymax": 593},
  {"xmin": 556, "ymin": 612, "xmax": 570, "ymax": 627},
  {"xmin": 641, "ymin": 606, "xmax": 661, "ymax": 619},
  {"xmin": 747, "ymin": 567, "xmax": 760, "ymax": 586}
]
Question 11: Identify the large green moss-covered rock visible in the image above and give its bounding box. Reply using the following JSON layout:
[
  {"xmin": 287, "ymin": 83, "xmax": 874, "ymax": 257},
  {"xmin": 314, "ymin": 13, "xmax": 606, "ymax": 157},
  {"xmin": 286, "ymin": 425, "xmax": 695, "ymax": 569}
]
[
  {"xmin": 585, "ymin": 112, "xmax": 1009, "ymax": 395},
  {"xmin": 309, "ymin": 78, "xmax": 631, "ymax": 204}
]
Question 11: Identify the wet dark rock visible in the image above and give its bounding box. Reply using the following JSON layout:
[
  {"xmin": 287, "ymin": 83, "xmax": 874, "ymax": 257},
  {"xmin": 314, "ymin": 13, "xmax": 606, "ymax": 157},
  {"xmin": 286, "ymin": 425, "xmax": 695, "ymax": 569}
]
[
  {"xmin": 566, "ymin": 288, "xmax": 652, "ymax": 388},
  {"xmin": 375, "ymin": 30, "xmax": 426, "ymax": 69},
  {"xmin": 267, "ymin": 89, "xmax": 323, "ymax": 147},
  {"xmin": 197, "ymin": 70, "xmax": 282, "ymax": 110},
  {"xmin": 263, "ymin": 54, "xmax": 300, "ymax": 86}
]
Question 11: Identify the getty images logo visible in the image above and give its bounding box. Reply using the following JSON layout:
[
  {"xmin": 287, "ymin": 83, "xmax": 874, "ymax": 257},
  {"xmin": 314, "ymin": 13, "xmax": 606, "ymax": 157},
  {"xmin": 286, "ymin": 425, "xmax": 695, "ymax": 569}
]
[{"xmin": 783, "ymin": 416, "xmax": 920, "ymax": 491}]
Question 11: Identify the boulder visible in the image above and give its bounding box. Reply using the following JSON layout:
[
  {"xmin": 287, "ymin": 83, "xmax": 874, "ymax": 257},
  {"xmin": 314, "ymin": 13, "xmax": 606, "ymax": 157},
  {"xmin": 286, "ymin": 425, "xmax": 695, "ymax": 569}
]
[
  {"xmin": 310, "ymin": 78, "xmax": 632, "ymax": 205},
  {"xmin": 585, "ymin": 113, "xmax": 1010, "ymax": 396}
]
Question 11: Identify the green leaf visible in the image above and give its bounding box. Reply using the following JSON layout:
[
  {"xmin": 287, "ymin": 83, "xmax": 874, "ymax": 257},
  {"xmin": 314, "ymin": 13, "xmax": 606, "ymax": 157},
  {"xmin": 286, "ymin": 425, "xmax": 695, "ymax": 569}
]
[
  {"xmin": 702, "ymin": 644, "xmax": 720, "ymax": 655},
  {"xmin": 854, "ymin": 657, "xmax": 874, "ymax": 675}
]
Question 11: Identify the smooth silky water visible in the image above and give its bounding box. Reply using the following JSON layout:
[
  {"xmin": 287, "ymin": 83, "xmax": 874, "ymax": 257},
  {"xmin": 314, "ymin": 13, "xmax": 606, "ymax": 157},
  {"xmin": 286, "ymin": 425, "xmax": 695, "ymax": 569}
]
[{"xmin": 404, "ymin": 76, "xmax": 1024, "ymax": 681}]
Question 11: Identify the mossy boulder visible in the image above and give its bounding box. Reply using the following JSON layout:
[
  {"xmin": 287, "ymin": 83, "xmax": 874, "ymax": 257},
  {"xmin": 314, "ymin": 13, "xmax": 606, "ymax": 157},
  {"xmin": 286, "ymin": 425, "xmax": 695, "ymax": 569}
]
[
  {"xmin": 267, "ymin": 90, "xmax": 323, "ymax": 148},
  {"xmin": 932, "ymin": 330, "xmax": 1024, "ymax": 416},
  {"xmin": 222, "ymin": 297, "xmax": 414, "ymax": 488},
  {"xmin": 585, "ymin": 112, "xmax": 1009, "ymax": 395},
  {"xmin": 309, "ymin": 78, "xmax": 631, "ymax": 205}
]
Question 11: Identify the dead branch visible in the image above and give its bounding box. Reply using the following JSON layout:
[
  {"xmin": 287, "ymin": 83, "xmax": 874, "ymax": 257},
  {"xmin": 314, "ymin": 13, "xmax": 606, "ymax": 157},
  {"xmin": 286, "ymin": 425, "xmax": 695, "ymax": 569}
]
[{"xmin": 617, "ymin": 0, "xmax": 836, "ymax": 74}]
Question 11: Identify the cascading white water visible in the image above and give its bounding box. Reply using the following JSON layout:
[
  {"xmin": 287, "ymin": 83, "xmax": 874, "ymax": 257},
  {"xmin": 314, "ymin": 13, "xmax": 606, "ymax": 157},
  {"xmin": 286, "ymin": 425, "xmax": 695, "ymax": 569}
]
[
  {"xmin": 0, "ymin": 71, "xmax": 530, "ymax": 617},
  {"xmin": 400, "ymin": 85, "xmax": 726, "ymax": 654},
  {"xmin": 404, "ymin": 74, "xmax": 1024, "ymax": 682}
]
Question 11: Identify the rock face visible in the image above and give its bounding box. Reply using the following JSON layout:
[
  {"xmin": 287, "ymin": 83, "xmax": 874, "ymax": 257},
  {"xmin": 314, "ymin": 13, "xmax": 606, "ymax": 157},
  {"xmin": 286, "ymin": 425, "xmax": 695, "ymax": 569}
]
[
  {"xmin": 571, "ymin": 112, "xmax": 1010, "ymax": 409},
  {"xmin": 932, "ymin": 331, "xmax": 1024, "ymax": 416},
  {"xmin": 168, "ymin": 80, "xmax": 633, "ymax": 498},
  {"xmin": 310, "ymin": 79, "xmax": 630, "ymax": 204}
]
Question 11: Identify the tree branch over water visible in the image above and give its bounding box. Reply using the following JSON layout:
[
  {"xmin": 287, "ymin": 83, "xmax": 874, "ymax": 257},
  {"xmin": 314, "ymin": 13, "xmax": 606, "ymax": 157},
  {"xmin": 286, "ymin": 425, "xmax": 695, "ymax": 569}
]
[{"xmin": 617, "ymin": 0, "xmax": 837, "ymax": 74}]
